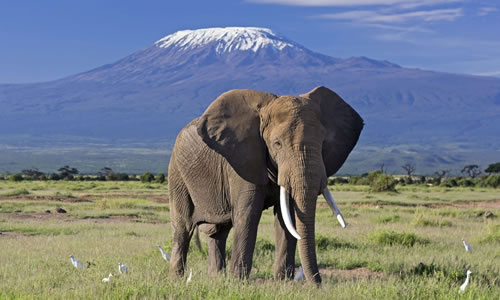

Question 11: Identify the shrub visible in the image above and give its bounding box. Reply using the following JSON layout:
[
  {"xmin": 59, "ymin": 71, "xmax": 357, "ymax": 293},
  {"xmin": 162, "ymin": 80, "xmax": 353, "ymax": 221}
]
[
  {"xmin": 48, "ymin": 173, "xmax": 60, "ymax": 181},
  {"xmin": 456, "ymin": 177, "xmax": 474, "ymax": 187},
  {"xmin": 484, "ymin": 174, "xmax": 500, "ymax": 188},
  {"xmin": 316, "ymin": 235, "xmax": 354, "ymax": 251},
  {"xmin": 8, "ymin": 174, "xmax": 23, "ymax": 182},
  {"xmin": 370, "ymin": 174, "xmax": 397, "ymax": 192},
  {"xmin": 366, "ymin": 170, "xmax": 382, "ymax": 184},
  {"xmin": 412, "ymin": 213, "xmax": 452, "ymax": 227},
  {"xmin": 3, "ymin": 188, "xmax": 30, "ymax": 197},
  {"xmin": 369, "ymin": 230, "xmax": 429, "ymax": 247},
  {"xmin": 107, "ymin": 172, "xmax": 129, "ymax": 181},
  {"xmin": 155, "ymin": 173, "xmax": 166, "ymax": 184},
  {"xmin": 376, "ymin": 215, "xmax": 400, "ymax": 224},
  {"xmin": 141, "ymin": 172, "xmax": 155, "ymax": 183},
  {"xmin": 440, "ymin": 178, "xmax": 457, "ymax": 187},
  {"xmin": 254, "ymin": 238, "xmax": 275, "ymax": 256}
]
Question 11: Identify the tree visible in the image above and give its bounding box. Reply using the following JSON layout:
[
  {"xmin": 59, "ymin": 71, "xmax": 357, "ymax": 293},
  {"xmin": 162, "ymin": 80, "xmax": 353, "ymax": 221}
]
[
  {"xmin": 461, "ymin": 164, "xmax": 482, "ymax": 178},
  {"xmin": 8, "ymin": 174, "xmax": 23, "ymax": 182},
  {"xmin": 433, "ymin": 170, "xmax": 450, "ymax": 184},
  {"xmin": 21, "ymin": 168, "xmax": 45, "ymax": 180},
  {"xmin": 485, "ymin": 162, "xmax": 500, "ymax": 174},
  {"xmin": 401, "ymin": 163, "xmax": 416, "ymax": 177},
  {"xmin": 58, "ymin": 165, "xmax": 79, "ymax": 180},
  {"xmin": 141, "ymin": 172, "xmax": 155, "ymax": 183},
  {"xmin": 155, "ymin": 173, "xmax": 166, "ymax": 183}
]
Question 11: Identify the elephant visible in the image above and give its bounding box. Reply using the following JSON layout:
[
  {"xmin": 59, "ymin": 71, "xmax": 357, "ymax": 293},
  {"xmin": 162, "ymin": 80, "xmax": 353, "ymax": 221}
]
[{"xmin": 167, "ymin": 86, "xmax": 363, "ymax": 283}]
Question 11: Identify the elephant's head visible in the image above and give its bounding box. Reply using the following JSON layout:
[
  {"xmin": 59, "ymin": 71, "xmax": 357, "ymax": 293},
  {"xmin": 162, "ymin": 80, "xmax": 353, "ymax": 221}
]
[{"xmin": 197, "ymin": 86, "xmax": 363, "ymax": 283}]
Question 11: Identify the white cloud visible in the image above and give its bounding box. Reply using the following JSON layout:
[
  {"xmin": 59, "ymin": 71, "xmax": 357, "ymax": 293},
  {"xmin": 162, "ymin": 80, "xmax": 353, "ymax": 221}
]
[
  {"xmin": 477, "ymin": 7, "xmax": 497, "ymax": 16},
  {"xmin": 316, "ymin": 8, "xmax": 463, "ymax": 24},
  {"xmin": 249, "ymin": 0, "xmax": 462, "ymax": 8}
]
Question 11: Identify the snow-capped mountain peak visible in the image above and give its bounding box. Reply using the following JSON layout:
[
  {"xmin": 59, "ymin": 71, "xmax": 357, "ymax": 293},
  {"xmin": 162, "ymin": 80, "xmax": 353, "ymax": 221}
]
[{"xmin": 155, "ymin": 27, "xmax": 302, "ymax": 53}]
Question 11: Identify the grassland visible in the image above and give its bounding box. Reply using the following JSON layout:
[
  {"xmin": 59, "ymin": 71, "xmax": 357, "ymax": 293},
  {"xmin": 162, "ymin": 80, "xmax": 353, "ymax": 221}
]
[{"xmin": 0, "ymin": 181, "xmax": 499, "ymax": 299}]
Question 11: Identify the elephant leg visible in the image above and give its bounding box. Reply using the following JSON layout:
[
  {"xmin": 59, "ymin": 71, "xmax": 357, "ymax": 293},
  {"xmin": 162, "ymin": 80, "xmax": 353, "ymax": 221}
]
[
  {"xmin": 169, "ymin": 224, "xmax": 195, "ymax": 277},
  {"xmin": 230, "ymin": 189, "xmax": 265, "ymax": 279},
  {"xmin": 207, "ymin": 225, "xmax": 230, "ymax": 275},
  {"xmin": 273, "ymin": 198, "xmax": 297, "ymax": 280},
  {"xmin": 168, "ymin": 164, "xmax": 195, "ymax": 278}
]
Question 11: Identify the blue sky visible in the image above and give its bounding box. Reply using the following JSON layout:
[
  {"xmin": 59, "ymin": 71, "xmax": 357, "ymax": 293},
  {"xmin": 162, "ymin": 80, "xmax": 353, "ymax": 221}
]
[{"xmin": 0, "ymin": 0, "xmax": 498, "ymax": 83}]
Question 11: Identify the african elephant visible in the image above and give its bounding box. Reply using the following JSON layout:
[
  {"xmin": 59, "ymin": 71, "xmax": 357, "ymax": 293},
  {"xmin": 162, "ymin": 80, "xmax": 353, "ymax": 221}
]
[{"xmin": 168, "ymin": 86, "xmax": 363, "ymax": 283}]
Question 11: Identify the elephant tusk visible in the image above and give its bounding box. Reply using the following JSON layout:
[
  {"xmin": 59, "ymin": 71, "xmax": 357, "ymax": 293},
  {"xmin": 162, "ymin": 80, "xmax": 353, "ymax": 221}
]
[
  {"xmin": 322, "ymin": 187, "xmax": 346, "ymax": 228},
  {"xmin": 280, "ymin": 186, "xmax": 301, "ymax": 240}
]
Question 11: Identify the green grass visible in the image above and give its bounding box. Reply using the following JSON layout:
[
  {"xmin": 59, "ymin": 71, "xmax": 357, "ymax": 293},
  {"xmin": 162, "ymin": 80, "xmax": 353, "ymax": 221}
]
[
  {"xmin": 0, "ymin": 181, "xmax": 499, "ymax": 299},
  {"xmin": 1, "ymin": 188, "xmax": 30, "ymax": 197},
  {"xmin": 368, "ymin": 230, "xmax": 429, "ymax": 247}
]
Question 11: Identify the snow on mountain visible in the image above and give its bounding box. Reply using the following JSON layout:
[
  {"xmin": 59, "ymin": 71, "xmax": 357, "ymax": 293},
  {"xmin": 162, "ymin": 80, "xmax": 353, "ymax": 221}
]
[{"xmin": 154, "ymin": 27, "xmax": 303, "ymax": 54}]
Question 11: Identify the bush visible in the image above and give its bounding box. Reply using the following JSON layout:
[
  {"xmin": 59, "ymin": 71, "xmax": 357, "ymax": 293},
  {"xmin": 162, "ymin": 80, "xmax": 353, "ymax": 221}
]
[
  {"xmin": 2, "ymin": 188, "xmax": 30, "ymax": 197},
  {"xmin": 48, "ymin": 173, "xmax": 61, "ymax": 181},
  {"xmin": 366, "ymin": 170, "xmax": 382, "ymax": 184},
  {"xmin": 440, "ymin": 178, "xmax": 457, "ymax": 188},
  {"xmin": 316, "ymin": 235, "xmax": 354, "ymax": 250},
  {"xmin": 412, "ymin": 213, "xmax": 452, "ymax": 227},
  {"xmin": 155, "ymin": 173, "xmax": 166, "ymax": 184},
  {"xmin": 375, "ymin": 215, "xmax": 400, "ymax": 224},
  {"xmin": 141, "ymin": 172, "xmax": 155, "ymax": 183},
  {"xmin": 484, "ymin": 174, "xmax": 500, "ymax": 188},
  {"xmin": 370, "ymin": 174, "xmax": 397, "ymax": 192},
  {"xmin": 456, "ymin": 177, "xmax": 474, "ymax": 187},
  {"xmin": 254, "ymin": 238, "xmax": 275, "ymax": 256},
  {"xmin": 107, "ymin": 172, "xmax": 129, "ymax": 181},
  {"xmin": 8, "ymin": 174, "xmax": 23, "ymax": 182},
  {"xmin": 369, "ymin": 230, "xmax": 429, "ymax": 247}
]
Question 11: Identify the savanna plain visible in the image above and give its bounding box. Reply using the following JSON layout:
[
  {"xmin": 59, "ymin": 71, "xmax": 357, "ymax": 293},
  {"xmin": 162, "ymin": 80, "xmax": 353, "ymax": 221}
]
[{"xmin": 0, "ymin": 180, "xmax": 499, "ymax": 299}]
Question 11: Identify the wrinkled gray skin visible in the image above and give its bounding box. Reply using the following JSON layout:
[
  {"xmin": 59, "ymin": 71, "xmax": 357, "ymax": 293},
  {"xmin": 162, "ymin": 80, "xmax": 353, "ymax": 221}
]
[{"xmin": 168, "ymin": 86, "xmax": 363, "ymax": 283}]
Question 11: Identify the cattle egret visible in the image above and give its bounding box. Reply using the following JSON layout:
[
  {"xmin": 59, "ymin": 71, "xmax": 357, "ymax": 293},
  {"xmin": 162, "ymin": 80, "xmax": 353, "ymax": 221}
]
[
  {"xmin": 158, "ymin": 245, "xmax": 170, "ymax": 261},
  {"xmin": 186, "ymin": 269, "xmax": 193, "ymax": 283},
  {"xmin": 462, "ymin": 238, "xmax": 471, "ymax": 252},
  {"xmin": 459, "ymin": 270, "xmax": 472, "ymax": 293},
  {"xmin": 102, "ymin": 273, "xmax": 113, "ymax": 283},
  {"xmin": 118, "ymin": 263, "xmax": 129, "ymax": 274},
  {"xmin": 70, "ymin": 255, "xmax": 84, "ymax": 269},
  {"xmin": 294, "ymin": 266, "xmax": 305, "ymax": 281}
]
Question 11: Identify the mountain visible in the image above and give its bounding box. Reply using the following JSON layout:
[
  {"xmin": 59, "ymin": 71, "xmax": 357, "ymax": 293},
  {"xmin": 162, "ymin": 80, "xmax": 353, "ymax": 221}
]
[{"xmin": 1, "ymin": 27, "xmax": 499, "ymax": 174}]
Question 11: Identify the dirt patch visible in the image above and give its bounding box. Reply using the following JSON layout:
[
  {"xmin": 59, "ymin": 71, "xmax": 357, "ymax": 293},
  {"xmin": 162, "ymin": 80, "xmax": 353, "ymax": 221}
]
[
  {"xmin": 0, "ymin": 231, "xmax": 26, "ymax": 238},
  {"xmin": 349, "ymin": 199, "xmax": 500, "ymax": 209},
  {"xmin": 0, "ymin": 212, "xmax": 140, "ymax": 223},
  {"xmin": 0, "ymin": 195, "xmax": 92, "ymax": 203},
  {"xmin": 0, "ymin": 212, "xmax": 70, "ymax": 221},
  {"xmin": 82, "ymin": 193, "xmax": 169, "ymax": 203},
  {"xmin": 429, "ymin": 200, "xmax": 500, "ymax": 209}
]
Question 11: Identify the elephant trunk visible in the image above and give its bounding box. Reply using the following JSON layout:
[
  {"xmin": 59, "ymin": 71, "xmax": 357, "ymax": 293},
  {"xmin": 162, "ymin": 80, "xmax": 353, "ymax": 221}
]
[
  {"xmin": 279, "ymin": 148, "xmax": 326, "ymax": 284},
  {"xmin": 293, "ymin": 181, "xmax": 322, "ymax": 284}
]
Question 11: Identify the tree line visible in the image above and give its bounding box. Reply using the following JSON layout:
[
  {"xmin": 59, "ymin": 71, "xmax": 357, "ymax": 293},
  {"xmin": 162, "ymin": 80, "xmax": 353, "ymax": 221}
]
[{"xmin": 0, "ymin": 166, "xmax": 166, "ymax": 183}]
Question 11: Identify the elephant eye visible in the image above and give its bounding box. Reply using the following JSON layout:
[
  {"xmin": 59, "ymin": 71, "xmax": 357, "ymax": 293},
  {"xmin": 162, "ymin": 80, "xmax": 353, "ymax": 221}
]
[{"xmin": 273, "ymin": 140, "xmax": 282, "ymax": 149}]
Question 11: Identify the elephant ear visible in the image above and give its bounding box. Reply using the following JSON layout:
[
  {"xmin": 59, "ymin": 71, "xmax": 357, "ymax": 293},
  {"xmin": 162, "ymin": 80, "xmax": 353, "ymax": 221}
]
[
  {"xmin": 301, "ymin": 86, "xmax": 364, "ymax": 176},
  {"xmin": 197, "ymin": 89, "xmax": 277, "ymax": 185}
]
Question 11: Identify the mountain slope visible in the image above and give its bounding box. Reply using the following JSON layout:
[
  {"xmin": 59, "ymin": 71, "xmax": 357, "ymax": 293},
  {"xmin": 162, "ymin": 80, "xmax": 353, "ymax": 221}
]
[{"xmin": 1, "ymin": 27, "xmax": 499, "ymax": 174}]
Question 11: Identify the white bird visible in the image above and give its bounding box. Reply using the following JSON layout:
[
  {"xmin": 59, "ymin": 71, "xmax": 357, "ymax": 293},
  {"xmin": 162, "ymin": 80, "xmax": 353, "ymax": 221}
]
[
  {"xmin": 294, "ymin": 265, "xmax": 305, "ymax": 281},
  {"xmin": 70, "ymin": 255, "xmax": 84, "ymax": 269},
  {"xmin": 459, "ymin": 270, "xmax": 472, "ymax": 293},
  {"xmin": 186, "ymin": 268, "xmax": 193, "ymax": 283},
  {"xmin": 158, "ymin": 245, "xmax": 170, "ymax": 261},
  {"xmin": 462, "ymin": 238, "xmax": 471, "ymax": 252},
  {"xmin": 118, "ymin": 263, "xmax": 129, "ymax": 274},
  {"xmin": 102, "ymin": 273, "xmax": 113, "ymax": 283}
]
